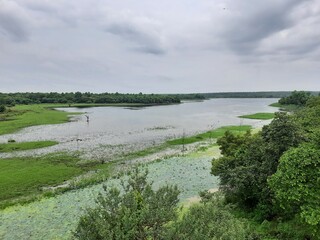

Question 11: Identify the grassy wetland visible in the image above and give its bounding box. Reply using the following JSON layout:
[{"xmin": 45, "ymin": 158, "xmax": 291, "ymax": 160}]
[{"xmin": 0, "ymin": 98, "xmax": 279, "ymax": 239}]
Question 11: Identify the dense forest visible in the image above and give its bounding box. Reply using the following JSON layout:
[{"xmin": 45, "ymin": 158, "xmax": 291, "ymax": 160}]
[
  {"xmin": 1, "ymin": 91, "xmax": 319, "ymax": 108},
  {"xmin": 75, "ymin": 91, "xmax": 320, "ymax": 239},
  {"xmin": 0, "ymin": 92, "xmax": 182, "ymax": 106}
]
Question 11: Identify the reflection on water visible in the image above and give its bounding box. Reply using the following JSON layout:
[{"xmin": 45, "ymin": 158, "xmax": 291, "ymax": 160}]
[{"xmin": 0, "ymin": 98, "xmax": 278, "ymax": 158}]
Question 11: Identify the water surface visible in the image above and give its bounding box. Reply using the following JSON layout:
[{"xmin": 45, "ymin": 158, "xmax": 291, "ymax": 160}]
[{"xmin": 0, "ymin": 98, "xmax": 277, "ymax": 158}]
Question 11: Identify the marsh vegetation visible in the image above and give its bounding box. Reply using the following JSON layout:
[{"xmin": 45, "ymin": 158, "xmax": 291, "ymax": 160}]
[{"xmin": 0, "ymin": 97, "xmax": 283, "ymax": 239}]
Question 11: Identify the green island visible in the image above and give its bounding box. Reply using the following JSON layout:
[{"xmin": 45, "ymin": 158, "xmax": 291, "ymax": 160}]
[
  {"xmin": 239, "ymin": 112, "xmax": 275, "ymax": 120},
  {"xmin": 0, "ymin": 91, "xmax": 320, "ymax": 240},
  {"xmin": 166, "ymin": 125, "xmax": 251, "ymax": 145}
]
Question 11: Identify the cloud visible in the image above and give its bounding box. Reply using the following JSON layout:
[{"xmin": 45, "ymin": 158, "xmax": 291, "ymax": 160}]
[
  {"xmin": 0, "ymin": 1, "xmax": 30, "ymax": 41},
  {"xmin": 255, "ymin": 0, "xmax": 320, "ymax": 61},
  {"xmin": 103, "ymin": 13, "xmax": 166, "ymax": 55},
  {"xmin": 216, "ymin": 0, "xmax": 312, "ymax": 55}
]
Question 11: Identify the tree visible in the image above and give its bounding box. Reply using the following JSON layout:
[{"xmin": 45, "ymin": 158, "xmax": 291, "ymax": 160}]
[
  {"xmin": 74, "ymin": 169, "xmax": 180, "ymax": 240},
  {"xmin": 261, "ymin": 112, "xmax": 304, "ymax": 173},
  {"xmin": 0, "ymin": 105, "xmax": 6, "ymax": 113},
  {"xmin": 212, "ymin": 112, "xmax": 304, "ymax": 217},
  {"xmin": 278, "ymin": 90, "xmax": 311, "ymax": 106},
  {"xmin": 269, "ymin": 143, "xmax": 320, "ymax": 235}
]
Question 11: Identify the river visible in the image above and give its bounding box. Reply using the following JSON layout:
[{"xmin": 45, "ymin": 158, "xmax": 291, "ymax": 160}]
[{"xmin": 0, "ymin": 98, "xmax": 277, "ymax": 159}]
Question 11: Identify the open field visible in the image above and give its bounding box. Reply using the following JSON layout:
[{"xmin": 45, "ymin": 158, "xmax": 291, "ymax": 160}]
[
  {"xmin": 0, "ymin": 141, "xmax": 58, "ymax": 153},
  {"xmin": 0, "ymin": 154, "xmax": 83, "ymax": 206},
  {"xmin": 239, "ymin": 112, "xmax": 275, "ymax": 120}
]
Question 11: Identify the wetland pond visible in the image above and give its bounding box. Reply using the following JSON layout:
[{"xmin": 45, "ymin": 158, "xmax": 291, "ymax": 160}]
[
  {"xmin": 0, "ymin": 98, "xmax": 278, "ymax": 240},
  {"xmin": 0, "ymin": 98, "xmax": 277, "ymax": 159}
]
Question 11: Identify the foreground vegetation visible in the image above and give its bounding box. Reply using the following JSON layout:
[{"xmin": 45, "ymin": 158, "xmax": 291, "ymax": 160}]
[
  {"xmin": 0, "ymin": 141, "xmax": 58, "ymax": 153},
  {"xmin": 212, "ymin": 92, "xmax": 320, "ymax": 239},
  {"xmin": 0, "ymin": 154, "xmax": 83, "ymax": 207},
  {"xmin": 74, "ymin": 169, "xmax": 250, "ymax": 240}
]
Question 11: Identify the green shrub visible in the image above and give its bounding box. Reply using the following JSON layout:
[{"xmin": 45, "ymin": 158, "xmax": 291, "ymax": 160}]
[
  {"xmin": 167, "ymin": 193, "xmax": 249, "ymax": 240},
  {"xmin": 74, "ymin": 168, "xmax": 180, "ymax": 240}
]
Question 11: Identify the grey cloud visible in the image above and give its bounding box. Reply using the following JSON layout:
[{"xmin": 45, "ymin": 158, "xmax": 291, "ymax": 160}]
[
  {"xmin": 105, "ymin": 21, "xmax": 166, "ymax": 55},
  {"xmin": 219, "ymin": 0, "xmax": 308, "ymax": 55},
  {"xmin": 0, "ymin": 8, "xmax": 29, "ymax": 42}
]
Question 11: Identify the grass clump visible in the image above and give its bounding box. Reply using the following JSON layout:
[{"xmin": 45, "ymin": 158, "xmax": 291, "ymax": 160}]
[
  {"xmin": 239, "ymin": 112, "xmax": 275, "ymax": 120},
  {"xmin": 167, "ymin": 125, "xmax": 251, "ymax": 146},
  {"xmin": 0, "ymin": 141, "xmax": 58, "ymax": 153}
]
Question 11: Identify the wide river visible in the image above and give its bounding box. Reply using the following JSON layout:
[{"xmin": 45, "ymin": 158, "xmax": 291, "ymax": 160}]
[{"xmin": 0, "ymin": 98, "xmax": 277, "ymax": 159}]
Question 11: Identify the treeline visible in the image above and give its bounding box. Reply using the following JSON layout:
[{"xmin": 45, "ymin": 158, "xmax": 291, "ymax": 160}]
[
  {"xmin": 212, "ymin": 91, "xmax": 320, "ymax": 239},
  {"xmin": 278, "ymin": 90, "xmax": 314, "ymax": 106},
  {"xmin": 202, "ymin": 91, "xmax": 319, "ymax": 98},
  {"xmin": 0, "ymin": 92, "xmax": 181, "ymax": 106}
]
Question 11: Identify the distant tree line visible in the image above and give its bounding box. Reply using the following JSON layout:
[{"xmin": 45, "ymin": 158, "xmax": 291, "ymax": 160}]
[
  {"xmin": 1, "ymin": 91, "xmax": 319, "ymax": 108},
  {"xmin": 0, "ymin": 92, "xmax": 183, "ymax": 106},
  {"xmin": 203, "ymin": 91, "xmax": 319, "ymax": 98}
]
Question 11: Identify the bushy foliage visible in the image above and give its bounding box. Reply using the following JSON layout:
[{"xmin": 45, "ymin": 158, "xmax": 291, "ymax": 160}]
[
  {"xmin": 212, "ymin": 96, "xmax": 320, "ymax": 238},
  {"xmin": 278, "ymin": 90, "xmax": 311, "ymax": 106},
  {"xmin": 74, "ymin": 168, "xmax": 180, "ymax": 240},
  {"xmin": 167, "ymin": 193, "xmax": 249, "ymax": 240},
  {"xmin": 269, "ymin": 143, "xmax": 320, "ymax": 236},
  {"xmin": 294, "ymin": 96, "xmax": 320, "ymax": 133},
  {"xmin": 212, "ymin": 112, "xmax": 304, "ymax": 217}
]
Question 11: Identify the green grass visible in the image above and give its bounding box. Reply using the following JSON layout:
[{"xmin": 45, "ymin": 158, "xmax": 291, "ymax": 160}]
[
  {"xmin": 166, "ymin": 125, "xmax": 251, "ymax": 145},
  {"xmin": 269, "ymin": 102, "xmax": 300, "ymax": 112},
  {"xmin": 0, "ymin": 141, "xmax": 58, "ymax": 153},
  {"xmin": 0, "ymin": 154, "xmax": 83, "ymax": 203},
  {"xmin": 239, "ymin": 112, "xmax": 275, "ymax": 120},
  {"xmin": 120, "ymin": 145, "xmax": 169, "ymax": 160},
  {"xmin": 0, "ymin": 152, "xmax": 116, "ymax": 209},
  {"xmin": 0, "ymin": 104, "xmax": 81, "ymax": 135}
]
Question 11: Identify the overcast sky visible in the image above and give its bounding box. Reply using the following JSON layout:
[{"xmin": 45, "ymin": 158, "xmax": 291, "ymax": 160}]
[{"xmin": 1, "ymin": 0, "xmax": 320, "ymax": 93}]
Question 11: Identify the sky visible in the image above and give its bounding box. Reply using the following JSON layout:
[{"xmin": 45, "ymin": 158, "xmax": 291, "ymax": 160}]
[{"xmin": 0, "ymin": 0, "xmax": 320, "ymax": 93}]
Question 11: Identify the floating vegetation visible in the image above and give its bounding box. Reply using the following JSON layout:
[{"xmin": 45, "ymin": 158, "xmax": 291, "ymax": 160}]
[{"xmin": 0, "ymin": 147, "xmax": 220, "ymax": 240}]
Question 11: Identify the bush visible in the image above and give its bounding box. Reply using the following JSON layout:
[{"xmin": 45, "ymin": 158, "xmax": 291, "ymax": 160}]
[
  {"xmin": 166, "ymin": 192, "xmax": 249, "ymax": 240},
  {"xmin": 74, "ymin": 168, "xmax": 180, "ymax": 240}
]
